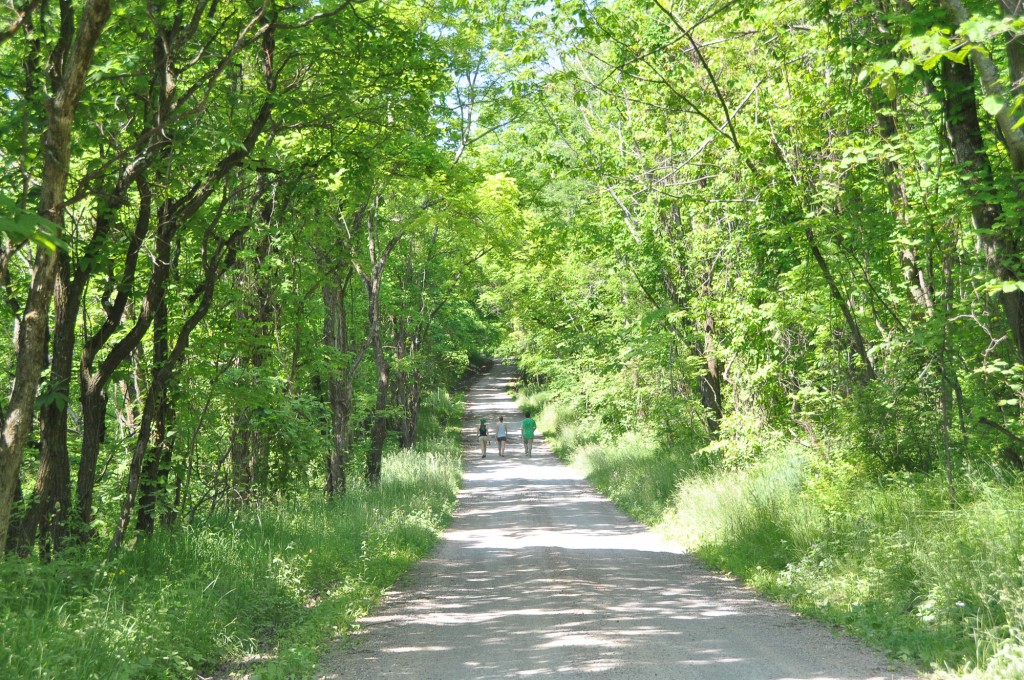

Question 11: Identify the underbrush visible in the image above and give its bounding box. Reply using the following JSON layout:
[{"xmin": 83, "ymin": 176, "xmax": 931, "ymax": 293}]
[
  {"xmin": 525, "ymin": 391, "xmax": 1024, "ymax": 677},
  {"xmin": 0, "ymin": 423, "xmax": 463, "ymax": 679}
]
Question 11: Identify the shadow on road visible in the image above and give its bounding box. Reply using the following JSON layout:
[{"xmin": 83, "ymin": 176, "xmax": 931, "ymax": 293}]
[{"xmin": 317, "ymin": 364, "xmax": 914, "ymax": 680}]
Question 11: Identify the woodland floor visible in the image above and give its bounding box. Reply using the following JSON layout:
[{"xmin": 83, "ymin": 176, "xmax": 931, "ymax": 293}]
[{"xmin": 314, "ymin": 363, "xmax": 919, "ymax": 679}]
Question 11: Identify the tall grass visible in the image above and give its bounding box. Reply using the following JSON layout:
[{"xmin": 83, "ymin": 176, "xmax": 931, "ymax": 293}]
[
  {"xmin": 527, "ymin": 391, "xmax": 1024, "ymax": 677},
  {"xmin": 0, "ymin": 410, "xmax": 463, "ymax": 679}
]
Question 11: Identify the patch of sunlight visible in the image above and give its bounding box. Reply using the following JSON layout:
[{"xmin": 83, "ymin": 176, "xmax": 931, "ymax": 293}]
[
  {"xmin": 538, "ymin": 631, "xmax": 624, "ymax": 649},
  {"xmin": 413, "ymin": 607, "xmax": 588, "ymax": 625},
  {"xmin": 679, "ymin": 656, "xmax": 744, "ymax": 665},
  {"xmin": 385, "ymin": 646, "xmax": 452, "ymax": 653},
  {"xmin": 445, "ymin": 526, "xmax": 678, "ymax": 553}
]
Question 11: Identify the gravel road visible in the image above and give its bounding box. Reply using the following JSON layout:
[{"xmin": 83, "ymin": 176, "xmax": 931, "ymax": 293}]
[{"xmin": 316, "ymin": 364, "xmax": 919, "ymax": 680}]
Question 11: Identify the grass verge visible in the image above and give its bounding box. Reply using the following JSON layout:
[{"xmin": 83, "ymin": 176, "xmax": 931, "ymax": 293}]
[
  {"xmin": 0, "ymin": 403, "xmax": 463, "ymax": 679},
  {"xmin": 522, "ymin": 387, "xmax": 1024, "ymax": 678}
]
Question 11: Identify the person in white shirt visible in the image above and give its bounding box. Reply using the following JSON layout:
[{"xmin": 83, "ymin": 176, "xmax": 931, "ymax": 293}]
[{"xmin": 496, "ymin": 415, "xmax": 508, "ymax": 457}]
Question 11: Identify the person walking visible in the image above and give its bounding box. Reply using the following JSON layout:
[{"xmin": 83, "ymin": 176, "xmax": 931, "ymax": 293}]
[
  {"xmin": 479, "ymin": 418, "xmax": 489, "ymax": 458},
  {"xmin": 521, "ymin": 411, "xmax": 537, "ymax": 458},
  {"xmin": 496, "ymin": 416, "xmax": 508, "ymax": 457}
]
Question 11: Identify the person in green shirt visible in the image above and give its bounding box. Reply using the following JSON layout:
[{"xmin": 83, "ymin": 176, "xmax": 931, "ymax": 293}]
[{"xmin": 520, "ymin": 411, "xmax": 537, "ymax": 458}]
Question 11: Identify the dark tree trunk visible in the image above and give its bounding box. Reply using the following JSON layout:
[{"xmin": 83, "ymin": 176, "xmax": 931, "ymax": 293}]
[
  {"xmin": 111, "ymin": 364, "xmax": 167, "ymax": 553},
  {"xmin": 323, "ymin": 271, "xmax": 362, "ymax": 496},
  {"xmin": 353, "ymin": 198, "xmax": 399, "ymax": 485},
  {"xmin": 0, "ymin": 0, "xmax": 111, "ymax": 556},
  {"xmin": 109, "ymin": 228, "xmax": 245, "ymax": 553},
  {"xmin": 697, "ymin": 318, "xmax": 722, "ymax": 433},
  {"xmin": 400, "ymin": 375, "xmax": 421, "ymax": 449},
  {"xmin": 77, "ymin": 205, "xmax": 169, "ymax": 539},
  {"xmin": 941, "ymin": 58, "xmax": 1024, "ymax": 362},
  {"xmin": 135, "ymin": 298, "xmax": 168, "ymax": 534},
  {"xmin": 76, "ymin": 380, "xmax": 107, "ymax": 539},
  {"xmin": 20, "ymin": 252, "xmax": 74, "ymax": 556},
  {"xmin": 806, "ymin": 229, "xmax": 877, "ymax": 381}
]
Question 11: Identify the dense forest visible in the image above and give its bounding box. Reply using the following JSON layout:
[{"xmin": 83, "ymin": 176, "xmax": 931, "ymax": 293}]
[{"xmin": 3, "ymin": 0, "xmax": 1024, "ymax": 677}]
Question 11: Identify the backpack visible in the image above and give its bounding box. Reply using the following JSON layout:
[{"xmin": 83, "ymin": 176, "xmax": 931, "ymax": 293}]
[{"xmin": 479, "ymin": 423, "xmax": 487, "ymax": 436}]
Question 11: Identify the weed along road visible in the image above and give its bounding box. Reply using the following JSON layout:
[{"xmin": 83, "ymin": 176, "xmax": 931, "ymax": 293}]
[{"xmin": 317, "ymin": 364, "xmax": 916, "ymax": 680}]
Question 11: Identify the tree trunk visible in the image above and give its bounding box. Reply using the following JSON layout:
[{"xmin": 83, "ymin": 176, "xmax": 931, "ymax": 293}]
[
  {"xmin": 110, "ymin": 366, "xmax": 167, "ymax": 554},
  {"xmin": 352, "ymin": 198, "xmax": 399, "ymax": 485},
  {"xmin": 0, "ymin": 0, "xmax": 111, "ymax": 556},
  {"xmin": 323, "ymin": 273, "xmax": 360, "ymax": 496},
  {"xmin": 76, "ymin": 379, "xmax": 106, "ymax": 539},
  {"xmin": 109, "ymin": 229, "xmax": 245, "ymax": 553},
  {"xmin": 807, "ymin": 229, "xmax": 877, "ymax": 381},
  {"xmin": 869, "ymin": 89, "xmax": 936, "ymax": 313},
  {"xmin": 940, "ymin": 58, "xmax": 1024, "ymax": 363},
  {"xmin": 77, "ymin": 208, "xmax": 171, "ymax": 537},
  {"xmin": 1001, "ymin": 0, "xmax": 1024, "ymax": 102},
  {"xmin": 697, "ymin": 317, "xmax": 722, "ymax": 433},
  {"xmin": 367, "ymin": 300, "xmax": 389, "ymax": 485},
  {"xmin": 401, "ymin": 375, "xmax": 421, "ymax": 449},
  {"xmin": 942, "ymin": 0, "xmax": 1024, "ymax": 171},
  {"xmin": 940, "ymin": 252, "xmax": 957, "ymax": 509},
  {"xmin": 135, "ymin": 298, "xmax": 168, "ymax": 535},
  {"xmin": 19, "ymin": 251, "xmax": 74, "ymax": 556}
]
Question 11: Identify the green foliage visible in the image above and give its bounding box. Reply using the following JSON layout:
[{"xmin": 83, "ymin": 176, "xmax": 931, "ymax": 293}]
[
  {"xmin": 417, "ymin": 388, "xmax": 464, "ymax": 441},
  {"xmin": 487, "ymin": 2, "xmax": 1024, "ymax": 670},
  {"xmin": 572, "ymin": 434, "xmax": 700, "ymax": 527},
  {"xmin": 0, "ymin": 196, "xmax": 66, "ymax": 251},
  {"xmin": 0, "ymin": 434, "xmax": 462, "ymax": 679},
  {"xmin": 543, "ymin": 398, "xmax": 1024, "ymax": 675},
  {"xmin": 6, "ymin": 0, "xmax": 1024, "ymax": 676}
]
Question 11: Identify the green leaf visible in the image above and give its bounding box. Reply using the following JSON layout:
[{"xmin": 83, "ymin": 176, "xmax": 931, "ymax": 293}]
[
  {"xmin": 0, "ymin": 196, "xmax": 68, "ymax": 251},
  {"xmin": 982, "ymin": 95, "xmax": 1005, "ymax": 116}
]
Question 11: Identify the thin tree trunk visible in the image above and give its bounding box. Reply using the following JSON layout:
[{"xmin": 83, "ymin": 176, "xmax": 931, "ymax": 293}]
[
  {"xmin": 367, "ymin": 293, "xmax": 389, "ymax": 485},
  {"xmin": 109, "ymin": 229, "xmax": 245, "ymax": 553},
  {"xmin": 807, "ymin": 229, "xmax": 877, "ymax": 381},
  {"xmin": 940, "ymin": 252, "xmax": 957, "ymax": 509},
  {"xmin": 352, "ymin": 197, "xmax": 400, "ymax": 485},
  {"xmin": 323, "ymin": 269, "xmax": 363, "ymax": 496},
  {"xmin": 698, "ymin": 318, "xmax": 723, "ymax": 433},
  {"xmin": 135, "ymin": 298, "xmax": 168, "ymax": 535}
]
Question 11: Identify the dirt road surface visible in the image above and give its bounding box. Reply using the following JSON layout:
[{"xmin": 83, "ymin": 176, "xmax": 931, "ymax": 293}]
[{"xmin": 316, "ymin": 364, "xmax": 918, "ymax": 679}]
